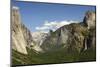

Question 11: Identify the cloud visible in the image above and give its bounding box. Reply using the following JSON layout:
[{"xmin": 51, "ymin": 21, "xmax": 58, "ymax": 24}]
[
  {"xmin": 35, "ymin": 26, "xmax": 49, "ymax": 30},
  {"xmin": 12, "ymin": 6, "xmax": 19, "ymax": 10},
  {"xmin": 35, "ymin": 20, "xmax": 79, "ymax": 32}
]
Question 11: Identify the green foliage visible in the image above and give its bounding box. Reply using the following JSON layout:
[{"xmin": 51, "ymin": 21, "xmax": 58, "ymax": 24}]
[
  {"xmin": 12, "ymin": 47, "xmax": 96, "ymax": 66},
  {"xmin": 79, "ymin": 48, "xmax": 96, "ymax": 61}
]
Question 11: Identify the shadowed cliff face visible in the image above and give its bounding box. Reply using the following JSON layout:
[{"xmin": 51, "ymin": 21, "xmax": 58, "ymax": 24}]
[
  {"xmin": 41, "ymin": 11, "xmax": 96, "ymax": 53},
  {"xmin": 11, "ymin": 7, "xmax": 35, "ymax": 54}
]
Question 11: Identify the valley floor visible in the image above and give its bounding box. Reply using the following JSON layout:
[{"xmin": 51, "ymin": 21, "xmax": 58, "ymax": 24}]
[{"xmin": 12, "ymin": 47, "xmax": 96, "ymax": 66}]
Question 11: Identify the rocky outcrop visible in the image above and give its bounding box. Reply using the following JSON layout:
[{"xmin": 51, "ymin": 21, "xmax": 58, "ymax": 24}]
[
  {"xmin": 83, "ymin": 11, "xmax": 96, "ymax": 49},
  {"xmin": 11, "ymin": 6, "xmax": 35, "ymax": 54},
  {"xmin": 41, "ymin": 11, "xmax": 96, "ymax": 53},
  {"xmin": 83, "ymin": 11, "xmax": 96, "ymax": 29}
]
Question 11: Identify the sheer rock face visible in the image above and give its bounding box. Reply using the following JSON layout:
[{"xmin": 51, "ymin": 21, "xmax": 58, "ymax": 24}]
[
  {"xmin": 41, "ymin": 23, "xmax": 88, "ymax": 52},
  {"xmin": 41, "ymin": 11, "xmax": 96, "ymax": 53},
  {"xmin": 83, "ymin": 11, "xmax": 96, "ymax": 49},
  {"xmin": 11, "ymin": 7, "xmax": 35, "ymax": 54},
  {"xmin": 83, "ymin": 11, "xmax": 96, "ymax": 29}
]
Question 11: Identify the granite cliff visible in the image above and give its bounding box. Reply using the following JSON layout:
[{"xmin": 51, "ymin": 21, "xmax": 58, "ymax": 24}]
[
  {"xmin": 11, "ymin": 6, "xmax": 35, "ymax": 54},
  {"xmin": 41, "ymin": 11, "xmax": 96, "ymax": 53}
]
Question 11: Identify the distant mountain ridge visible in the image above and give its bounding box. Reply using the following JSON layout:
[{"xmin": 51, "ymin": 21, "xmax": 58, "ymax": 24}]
[
  {"xmin": 32, "ymin": 31, "xmax": 48, "ymax": 46},
  {"xmin": 41, "ymin": 11, "xmax": 96, "ymax": 53}
]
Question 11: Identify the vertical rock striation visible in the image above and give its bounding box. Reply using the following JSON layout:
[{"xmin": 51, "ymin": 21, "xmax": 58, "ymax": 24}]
[{"xmin": 11, "ymin": 6, "xmax": 35, "ymax": 54}]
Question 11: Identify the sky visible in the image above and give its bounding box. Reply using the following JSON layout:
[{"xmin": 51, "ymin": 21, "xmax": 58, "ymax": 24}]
[{"xmin": 12, "ymin": 0, "xmax": 96, "ymax": 32}]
